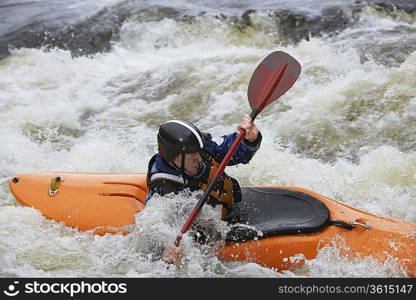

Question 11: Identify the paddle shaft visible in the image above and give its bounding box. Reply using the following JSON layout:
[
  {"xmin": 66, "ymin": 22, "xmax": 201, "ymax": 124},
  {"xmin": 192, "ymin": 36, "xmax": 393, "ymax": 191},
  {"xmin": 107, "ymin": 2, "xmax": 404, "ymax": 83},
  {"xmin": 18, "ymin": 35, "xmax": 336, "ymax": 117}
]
[{"xmin": 174, "ymin": 63, "xmax": 289, "ymax": 247}]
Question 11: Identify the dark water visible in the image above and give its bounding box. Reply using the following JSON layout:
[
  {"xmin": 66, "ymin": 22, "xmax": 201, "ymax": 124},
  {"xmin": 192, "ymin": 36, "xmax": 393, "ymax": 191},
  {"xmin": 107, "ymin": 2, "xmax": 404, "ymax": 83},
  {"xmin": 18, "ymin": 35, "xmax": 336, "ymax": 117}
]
[{"xmin": 1, "ymin": 0, "xmax": 416, "ymax": 59}]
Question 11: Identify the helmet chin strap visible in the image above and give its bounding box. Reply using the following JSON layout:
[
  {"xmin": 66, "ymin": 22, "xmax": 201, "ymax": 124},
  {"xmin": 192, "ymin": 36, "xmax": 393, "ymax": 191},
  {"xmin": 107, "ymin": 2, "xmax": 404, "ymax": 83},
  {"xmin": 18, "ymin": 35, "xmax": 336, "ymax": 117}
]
[
  {"xmin": 170, "ymin": 153, "xmax": 187, "ymax": 175},
  {"xmin": 180, "ymin": 153, "xmax": 186, "ymax": 172}
]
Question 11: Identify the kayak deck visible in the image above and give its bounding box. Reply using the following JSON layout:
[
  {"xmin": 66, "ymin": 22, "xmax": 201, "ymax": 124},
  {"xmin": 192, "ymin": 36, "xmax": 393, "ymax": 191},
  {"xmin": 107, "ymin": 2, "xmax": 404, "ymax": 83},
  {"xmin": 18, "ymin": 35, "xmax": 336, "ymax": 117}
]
[{"xmin": 9, "ymin": 173, "xmax": 146, "ymax": 235}]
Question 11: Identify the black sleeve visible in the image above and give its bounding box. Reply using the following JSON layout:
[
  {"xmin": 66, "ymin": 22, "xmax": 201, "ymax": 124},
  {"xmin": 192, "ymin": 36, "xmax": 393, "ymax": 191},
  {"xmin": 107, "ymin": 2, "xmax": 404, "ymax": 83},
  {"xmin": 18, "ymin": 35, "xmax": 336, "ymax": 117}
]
[
  {"xmin": 149, "ymin": 180, "xmax": 181, "ymax": 197},
  {"xmin": 242, "ymin": 131, "xmax": 262, "ymax": 150}
]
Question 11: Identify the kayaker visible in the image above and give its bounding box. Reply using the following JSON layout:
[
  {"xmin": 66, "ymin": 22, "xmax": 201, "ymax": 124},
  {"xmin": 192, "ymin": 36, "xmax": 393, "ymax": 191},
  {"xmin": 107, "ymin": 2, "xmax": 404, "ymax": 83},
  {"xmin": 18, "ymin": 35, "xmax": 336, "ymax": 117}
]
[{"xmin": 146, "ymin": 115, "xmax": 262, "ymax": 267}]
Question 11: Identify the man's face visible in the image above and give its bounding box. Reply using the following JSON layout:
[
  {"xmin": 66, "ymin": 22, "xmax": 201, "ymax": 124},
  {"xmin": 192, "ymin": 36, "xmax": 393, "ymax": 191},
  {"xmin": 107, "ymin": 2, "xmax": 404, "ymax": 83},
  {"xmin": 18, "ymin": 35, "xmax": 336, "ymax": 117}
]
[{"xmin": 173, "ymin": 152, "xmax": 202, "ymax": 176}]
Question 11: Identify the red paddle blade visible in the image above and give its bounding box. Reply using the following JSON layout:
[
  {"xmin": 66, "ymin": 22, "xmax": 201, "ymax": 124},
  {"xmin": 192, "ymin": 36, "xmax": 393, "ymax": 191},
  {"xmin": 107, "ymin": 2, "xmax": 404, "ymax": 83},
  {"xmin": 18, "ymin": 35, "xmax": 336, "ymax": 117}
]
[{"xmin": 248, "ymin": 51, "xmax": 301, "ymax": 111}]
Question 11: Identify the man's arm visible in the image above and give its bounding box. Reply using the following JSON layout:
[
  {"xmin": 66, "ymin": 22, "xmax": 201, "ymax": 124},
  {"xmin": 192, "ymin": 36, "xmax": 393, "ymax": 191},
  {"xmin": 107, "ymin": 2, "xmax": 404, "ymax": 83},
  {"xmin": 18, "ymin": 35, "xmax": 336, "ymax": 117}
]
[{"xmin": 202, "ymin": 130, "xmax": 262, "ymax": 166}]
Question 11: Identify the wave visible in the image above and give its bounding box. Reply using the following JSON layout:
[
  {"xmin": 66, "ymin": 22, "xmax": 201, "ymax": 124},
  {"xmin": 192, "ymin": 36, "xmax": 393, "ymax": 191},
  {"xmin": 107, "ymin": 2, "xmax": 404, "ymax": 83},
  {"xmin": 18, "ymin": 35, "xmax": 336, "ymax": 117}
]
[{"xmin": 1, "ymin": 0, "xmax": 415, "ymax": 59}]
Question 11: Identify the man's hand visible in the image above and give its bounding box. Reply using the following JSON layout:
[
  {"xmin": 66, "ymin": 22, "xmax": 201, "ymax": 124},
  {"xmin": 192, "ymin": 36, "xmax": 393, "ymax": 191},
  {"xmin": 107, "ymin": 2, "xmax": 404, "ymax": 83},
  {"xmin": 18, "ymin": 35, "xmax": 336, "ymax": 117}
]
[
  {"xmin": 162, "ymin": 246, "xmax": 184, "ymax": 268},
  {"xmin": 237, "ymin": 114, "xmax": 259, "ymax": 143}
]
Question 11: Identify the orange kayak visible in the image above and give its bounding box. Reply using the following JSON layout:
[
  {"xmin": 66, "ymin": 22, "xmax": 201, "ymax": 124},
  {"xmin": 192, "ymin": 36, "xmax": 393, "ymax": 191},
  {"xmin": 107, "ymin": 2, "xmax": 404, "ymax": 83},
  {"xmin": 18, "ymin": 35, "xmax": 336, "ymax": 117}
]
[{"xmin": 9, "ymin": 172, "xmax": 416, "ymax": 277}]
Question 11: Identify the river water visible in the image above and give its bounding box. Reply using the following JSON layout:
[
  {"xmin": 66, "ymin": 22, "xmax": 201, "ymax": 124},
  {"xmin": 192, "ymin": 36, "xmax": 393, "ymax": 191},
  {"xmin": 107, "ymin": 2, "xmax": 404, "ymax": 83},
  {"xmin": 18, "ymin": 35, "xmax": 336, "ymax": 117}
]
[{"xmin": 0, "ymin": 0, "xmax": 415, "ymax": 278}]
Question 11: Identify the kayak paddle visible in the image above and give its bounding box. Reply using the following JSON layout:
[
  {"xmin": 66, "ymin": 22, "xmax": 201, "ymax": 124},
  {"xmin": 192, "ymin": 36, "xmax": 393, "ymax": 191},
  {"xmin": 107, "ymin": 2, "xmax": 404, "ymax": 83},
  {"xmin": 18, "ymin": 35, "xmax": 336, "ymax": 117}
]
[{"xmin": 174, "ymin": 51, "xmax": 301, "ymax": 247}]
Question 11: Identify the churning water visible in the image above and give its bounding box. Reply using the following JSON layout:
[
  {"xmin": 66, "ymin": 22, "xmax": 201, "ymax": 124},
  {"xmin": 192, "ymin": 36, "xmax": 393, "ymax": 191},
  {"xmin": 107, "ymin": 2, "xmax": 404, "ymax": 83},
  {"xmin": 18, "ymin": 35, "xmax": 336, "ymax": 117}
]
[{"xmin": 0, "ymin": 0, "xmax": 415, "ymax": 277}]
